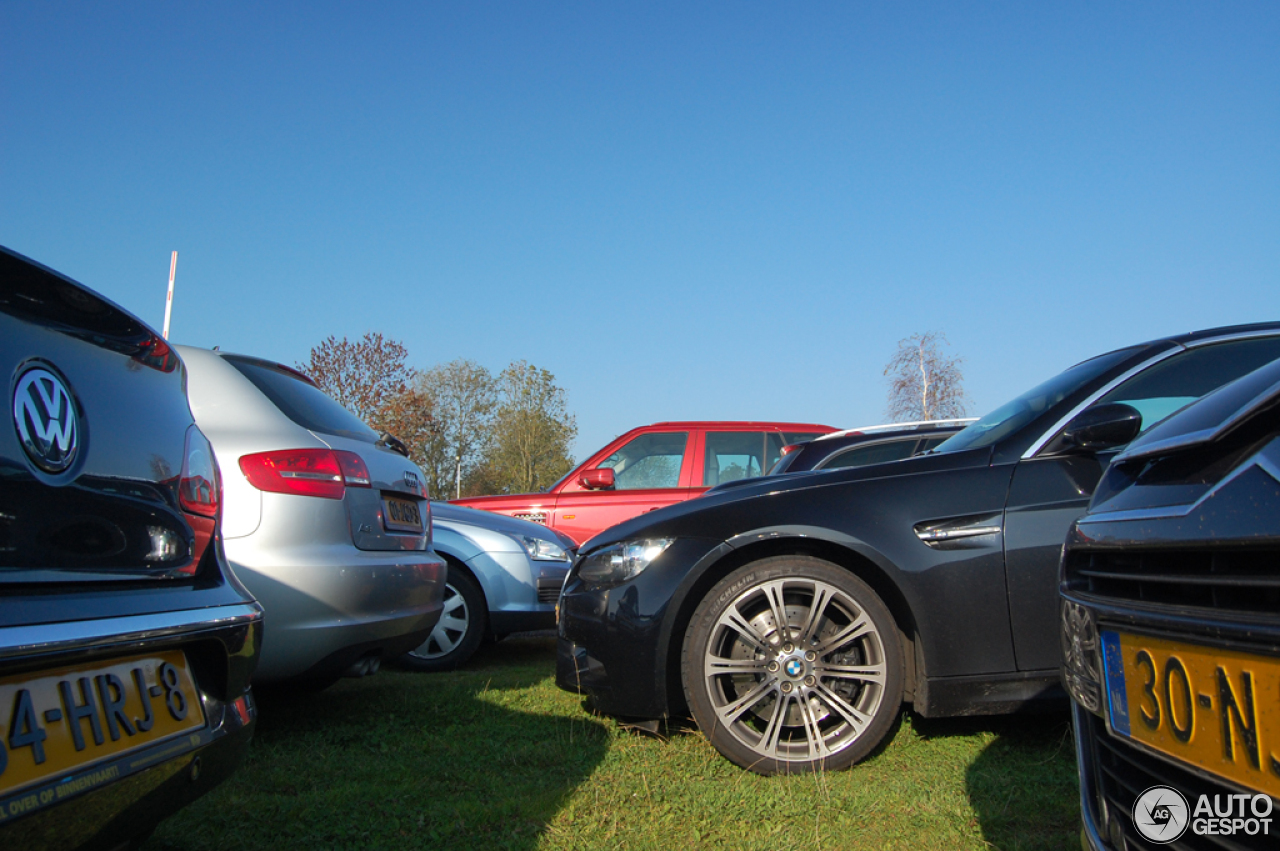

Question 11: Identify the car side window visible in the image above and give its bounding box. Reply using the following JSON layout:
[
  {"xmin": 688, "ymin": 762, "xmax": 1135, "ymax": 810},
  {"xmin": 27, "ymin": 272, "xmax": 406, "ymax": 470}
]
[
  {"xmin": 1096, "ymin": 337, "xmax": 1280, "ymax": 435},
  {"xmin": 599, "ymin": 432, "xmax": 688, "ymax": 490},
  {"xmin": 817, "ymin": 438, "xmax": 919, "ymax": 471},
  {"xmin": 704, "ymin": 432, "xmax": 773, "ymax": 486}
]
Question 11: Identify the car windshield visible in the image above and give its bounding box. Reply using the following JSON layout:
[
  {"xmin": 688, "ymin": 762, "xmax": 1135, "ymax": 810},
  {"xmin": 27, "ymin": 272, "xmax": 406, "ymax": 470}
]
[{"xmin": 932, "ymin": 347, "xmax": 1139, "ymax": 454}]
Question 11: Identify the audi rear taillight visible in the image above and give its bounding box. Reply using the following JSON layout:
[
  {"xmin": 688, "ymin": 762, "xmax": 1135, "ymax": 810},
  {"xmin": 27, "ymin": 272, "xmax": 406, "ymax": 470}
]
[
  {"xmin": 238, "ymin": 448, "xmax": 371, "ymax": 499},
  {"xmin": 334, "ymin": 450, "xmax": 371, "ymax": 487}
]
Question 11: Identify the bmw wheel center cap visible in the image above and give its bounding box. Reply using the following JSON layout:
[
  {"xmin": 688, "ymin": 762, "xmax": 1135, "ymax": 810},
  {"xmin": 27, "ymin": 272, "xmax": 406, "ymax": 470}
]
[{"xmin": 13, "ymin": 365, "xmax": 80, "ymax": 473}]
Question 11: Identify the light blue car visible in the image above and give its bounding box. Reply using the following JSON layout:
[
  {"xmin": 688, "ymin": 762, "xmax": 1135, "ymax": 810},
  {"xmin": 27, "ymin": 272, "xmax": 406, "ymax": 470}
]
[{"xmin": 400, "ymin": 501, "xmax": 575, "ymax": 671}]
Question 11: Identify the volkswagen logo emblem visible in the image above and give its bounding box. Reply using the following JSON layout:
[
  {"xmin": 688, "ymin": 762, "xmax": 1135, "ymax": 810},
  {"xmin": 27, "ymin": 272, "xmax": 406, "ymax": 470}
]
[{"xmin": 13, "ymin": 365, "xmax": 80, "ymax": 473}]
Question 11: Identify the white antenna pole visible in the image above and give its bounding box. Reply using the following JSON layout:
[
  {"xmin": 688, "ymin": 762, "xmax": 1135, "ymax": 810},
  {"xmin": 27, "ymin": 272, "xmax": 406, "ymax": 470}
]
[{"xmin": 162, "ymin": 251, "xmax": 178, "ymax": 340}]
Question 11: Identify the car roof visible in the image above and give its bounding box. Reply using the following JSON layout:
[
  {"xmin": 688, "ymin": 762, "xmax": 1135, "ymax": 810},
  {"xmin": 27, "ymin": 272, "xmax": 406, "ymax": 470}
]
[
  {"xmin": 814, "ymin": 419, "xmax": 977, "ymax": 442},
  {"xmin": 625, "ymin": 421, "xmax": 837, "ymax": 431}
]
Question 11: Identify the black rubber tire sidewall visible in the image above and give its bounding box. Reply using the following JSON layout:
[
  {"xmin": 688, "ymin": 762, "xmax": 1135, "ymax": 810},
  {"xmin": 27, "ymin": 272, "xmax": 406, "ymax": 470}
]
[{"xmin": 681, "ymin": 555, "xmax": 904, "ymax": 775}]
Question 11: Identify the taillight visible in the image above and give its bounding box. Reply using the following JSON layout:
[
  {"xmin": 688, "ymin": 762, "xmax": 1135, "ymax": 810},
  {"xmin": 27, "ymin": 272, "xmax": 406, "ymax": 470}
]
[
  {"xmin": 177, "ymin": 425, "xmax": 220, "ymax": 576},
  {"xmin": 334, "ymin": 450, "xmax": 371, "ymax": 487},
  {"xmin": 238, "ymin": 449, "xmax": 370, "ymax": 500},
  {"xmin": 779, "ymin": 443, "xmax": 802, "ymax": 457},
  {"xmin": 180, "ymin": 426, "xmax": 221, "ymax": 517}
]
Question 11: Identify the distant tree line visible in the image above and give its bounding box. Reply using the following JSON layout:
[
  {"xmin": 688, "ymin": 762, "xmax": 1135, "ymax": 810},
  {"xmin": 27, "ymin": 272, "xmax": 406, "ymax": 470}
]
[{"xmin": 299, "ymin": 333, "xmax": 576, "ymax": 499}]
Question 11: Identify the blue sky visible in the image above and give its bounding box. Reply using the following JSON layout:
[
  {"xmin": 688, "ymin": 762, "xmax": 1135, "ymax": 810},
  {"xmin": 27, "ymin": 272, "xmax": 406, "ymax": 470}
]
[{"xmin": 3, "ymin": 3, "xmax": 1277, "ymax": 461}]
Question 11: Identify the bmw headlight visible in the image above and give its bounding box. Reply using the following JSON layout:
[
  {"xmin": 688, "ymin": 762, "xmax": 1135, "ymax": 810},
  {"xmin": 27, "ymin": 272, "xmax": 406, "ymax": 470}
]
[
  {"xmin": 518, "ymin": 535, "xmax": 570, "ymax": 562},
  {"xmin": 577, "ymin": 538, "xmax": 673, "ymax": 587}
]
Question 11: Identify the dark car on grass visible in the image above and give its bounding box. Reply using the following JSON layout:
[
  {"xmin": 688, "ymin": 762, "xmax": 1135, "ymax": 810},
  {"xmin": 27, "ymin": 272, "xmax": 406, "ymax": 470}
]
[
  {"xmin": 0, "ymin": 247, "xmax": 262, "ymax": 849},
  {"xmin": 556, "ymin": 323, "xmax": 1280, "ymax": 775},
  {"xmin": 1061, "ymin": 357, "xmax": 1280, "ymax": 850}
]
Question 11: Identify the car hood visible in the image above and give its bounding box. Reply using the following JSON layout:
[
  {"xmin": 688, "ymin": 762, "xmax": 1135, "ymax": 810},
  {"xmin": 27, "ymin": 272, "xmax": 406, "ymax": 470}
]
[
  {"xmin": 579, "ymin": 445, "xmax": 993, "ymax": 553},
  {"xmin": 431, "ymin": 500, "xmax": 574, "ymax": 548}
]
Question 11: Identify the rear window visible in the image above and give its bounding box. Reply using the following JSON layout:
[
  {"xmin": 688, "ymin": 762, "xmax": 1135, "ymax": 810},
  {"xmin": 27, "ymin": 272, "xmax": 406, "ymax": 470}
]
[{"xmin": 225, "ymin": 357, "xmax": 379, "ymax": 443}]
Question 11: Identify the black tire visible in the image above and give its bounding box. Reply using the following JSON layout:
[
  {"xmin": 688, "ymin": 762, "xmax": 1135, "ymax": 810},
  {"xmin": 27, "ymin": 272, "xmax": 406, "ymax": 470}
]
[
  {"xmin": 400, "ymin": 566, "xmax": 487, "ymax": 672},
  {"xmin": 681, "ymin": 556, "xmax": 904, "ymax": 775}
]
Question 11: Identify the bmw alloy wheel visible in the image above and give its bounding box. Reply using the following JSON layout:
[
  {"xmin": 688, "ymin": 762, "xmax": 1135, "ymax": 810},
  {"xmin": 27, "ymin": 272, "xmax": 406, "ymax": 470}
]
[{"xmin": 683, "ymin": 557, "xmax": 902, "ymax": 774}]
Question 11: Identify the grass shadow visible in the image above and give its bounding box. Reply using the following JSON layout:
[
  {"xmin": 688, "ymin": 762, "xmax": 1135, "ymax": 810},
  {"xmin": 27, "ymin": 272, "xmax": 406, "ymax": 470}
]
[
  {"xmin": 934, "ymin": 710, "xmax": 1081, "ymax": 850},
  {"xmin": 145, "ymin": 635, "xmax": 609, "ymax": 851}
]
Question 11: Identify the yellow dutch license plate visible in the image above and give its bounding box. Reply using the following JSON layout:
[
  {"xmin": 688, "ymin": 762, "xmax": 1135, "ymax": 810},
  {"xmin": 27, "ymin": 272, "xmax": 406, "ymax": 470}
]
[
  {"xmin": 383, "ymin": 495, "xmax": 423, "ymax": 533},
  {"xmin": 1101, "ymin": 630, "xmax": 1280, "ymax": 799},
  {"xmin": 0, "ymin": 650, "xmax": 205, "ymax": 801}
]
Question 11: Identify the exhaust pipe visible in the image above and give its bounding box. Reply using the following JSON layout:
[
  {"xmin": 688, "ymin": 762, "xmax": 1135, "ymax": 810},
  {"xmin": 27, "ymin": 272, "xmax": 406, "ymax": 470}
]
[{"xmin": 341, "ymin": 653, "xmax": 382, "ymax": 678}]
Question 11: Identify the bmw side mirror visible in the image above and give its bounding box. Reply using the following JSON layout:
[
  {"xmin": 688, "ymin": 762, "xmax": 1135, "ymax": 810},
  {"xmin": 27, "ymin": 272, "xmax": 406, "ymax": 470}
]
[
  {"xmin": 1061, "ymin": 403, "xmax": 1143, "ymax": 452},
  {"xmin": 579, "ymin": 468, "xmax": 616, "ymax": 490}
]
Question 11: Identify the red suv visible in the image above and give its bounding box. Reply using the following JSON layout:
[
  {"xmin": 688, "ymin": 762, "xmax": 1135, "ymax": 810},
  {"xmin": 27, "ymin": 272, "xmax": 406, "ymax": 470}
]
[{"xmin": 453, "ymin": 421, "xmax": 835, "ymax": 545}]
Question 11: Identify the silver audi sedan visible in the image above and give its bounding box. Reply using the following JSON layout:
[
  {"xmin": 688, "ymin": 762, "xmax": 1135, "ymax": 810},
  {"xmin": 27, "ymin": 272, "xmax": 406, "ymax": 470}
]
[
  {"xmin": 176, "ymin": 345, "xmax": 446, "ymax": 689},
  {"xmin": 403, "ymin": 502, "xmax": 573, "ymax": 671}
]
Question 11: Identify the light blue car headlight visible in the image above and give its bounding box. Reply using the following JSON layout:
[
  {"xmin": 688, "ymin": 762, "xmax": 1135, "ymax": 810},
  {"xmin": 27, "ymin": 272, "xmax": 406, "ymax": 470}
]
[
  {"xmin": 518, "ymin": 535, "xmax": 571, "ymax": 562},
  {"xmin": 577, "ymin": 538, "xmax": 673, "ymax": 587}
]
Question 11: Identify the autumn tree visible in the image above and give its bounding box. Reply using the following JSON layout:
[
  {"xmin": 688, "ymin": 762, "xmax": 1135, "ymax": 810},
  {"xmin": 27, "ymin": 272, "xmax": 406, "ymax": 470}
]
[
  {"xmin": 472, "ymin": 361, "xmax": 576, "ymax": 495},
  {"xmin": 883, "ymin": 331, "xmax": 968, "ymax": 422},
  {"xmin": 416, "ymin": 359, "xmax": 498, "ymax": 500},
  {"xmin": 298, "ymin": 333, "xmax": 436, "ymax": 468}
]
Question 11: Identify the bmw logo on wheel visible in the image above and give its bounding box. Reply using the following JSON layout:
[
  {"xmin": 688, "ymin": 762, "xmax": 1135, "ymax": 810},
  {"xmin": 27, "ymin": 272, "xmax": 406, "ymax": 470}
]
[{"xmin": 13, "ymin": 365, "xmax": 80, "ymax": 473}]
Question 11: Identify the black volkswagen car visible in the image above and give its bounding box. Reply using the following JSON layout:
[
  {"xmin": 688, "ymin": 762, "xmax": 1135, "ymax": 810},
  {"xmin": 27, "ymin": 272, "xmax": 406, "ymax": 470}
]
[
  {"xmin": 1061, "ymin": 357, "xmax": 1280, "ymax": 850},
  {"xmin": 0, "ymin": 247, "xmax": 262, "ymax": 849},
  {"xmin": 556, "ymin": 323, "xmax": 1280, "ymax": 775}
]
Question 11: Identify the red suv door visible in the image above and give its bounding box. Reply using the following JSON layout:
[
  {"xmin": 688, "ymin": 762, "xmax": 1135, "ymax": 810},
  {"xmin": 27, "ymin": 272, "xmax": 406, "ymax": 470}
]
[{"xmin": 552, "ymin": 429, "xmax": 696, "ymax": 544}]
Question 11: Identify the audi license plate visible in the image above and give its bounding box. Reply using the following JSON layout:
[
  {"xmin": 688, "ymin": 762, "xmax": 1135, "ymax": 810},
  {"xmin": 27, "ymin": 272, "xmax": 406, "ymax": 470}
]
[
  {"xmin": 383, "ymin": 495, "xmax": 423, "ymax": 533},
  {"xmin": 1101, "ymin": 630, "xmax": 1280, "ymax": 799}
]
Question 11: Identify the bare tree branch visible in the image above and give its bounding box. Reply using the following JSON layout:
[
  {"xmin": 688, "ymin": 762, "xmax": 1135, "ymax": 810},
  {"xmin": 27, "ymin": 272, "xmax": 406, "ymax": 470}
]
[{"xmin": 883, "ymin": 331, "xmax": 968, "ymax": 422}]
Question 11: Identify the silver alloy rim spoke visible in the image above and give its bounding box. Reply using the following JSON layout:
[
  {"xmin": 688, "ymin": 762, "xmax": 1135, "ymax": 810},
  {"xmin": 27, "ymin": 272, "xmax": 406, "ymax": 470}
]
[
  {"xmin": 719, "ymin": 606, "xmax": 772, "ymax": 655},
  {"xmin": 811, "ymin": 612, "xmax": 872, "ymax": 656},
  {"xmin": 713, "ymin": 676, "xmax": 778, "ymax": 725},
  {"xmin": 817, "ymin": 661, "xmax": 886, "ymax": 684},
  {"xmin": 759, "ymin": 691, "xmax": 792, "ymax": 756},
  {"xmin": 810, "ymin": 681, "xmax": 873, "ymax": 734},
  {"xmin": 796, "ymin": 692, "xmax": 832, "ymax": 758},
  {"xmin": 705, "ymin": 656, "xmax": 770, "ymax": 676},
  {"xmin": 794, "ymin": 583, "xmax": 837, "ymax": 645},
  {"xmin": 761, "ymin": 580, "xmax": 792, "ymax": 644}
]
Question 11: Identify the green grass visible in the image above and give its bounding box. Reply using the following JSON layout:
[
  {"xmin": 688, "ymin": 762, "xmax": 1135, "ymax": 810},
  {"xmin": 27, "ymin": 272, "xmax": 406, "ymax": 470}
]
[{"xmin": 146, "ymin": 636, "xmax": 1080, "ymax": 851}]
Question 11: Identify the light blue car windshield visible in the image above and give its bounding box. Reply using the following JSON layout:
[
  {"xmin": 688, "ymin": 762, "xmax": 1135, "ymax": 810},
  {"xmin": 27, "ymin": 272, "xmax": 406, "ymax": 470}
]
[{"xmin": 932, "ymin": 347, "xmax": 1139, "ymax": 454}]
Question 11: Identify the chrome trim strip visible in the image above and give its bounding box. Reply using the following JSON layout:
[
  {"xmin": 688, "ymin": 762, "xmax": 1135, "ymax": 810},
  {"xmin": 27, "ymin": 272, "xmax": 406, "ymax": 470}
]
[
  {"xmin": 914, "ymin": 525, "xmax": 1002, "ymax": 542},
  {"xmin": 0, "ymin": 602, "xmax": 263, "ymax": 661},
  {"xmin": 1183, "ymin": 328, "xmax": 1280, "ymax": 347},
  {"xmin": 1021, "ymin": 347, "xmax": 1186, "ymax": 460}
]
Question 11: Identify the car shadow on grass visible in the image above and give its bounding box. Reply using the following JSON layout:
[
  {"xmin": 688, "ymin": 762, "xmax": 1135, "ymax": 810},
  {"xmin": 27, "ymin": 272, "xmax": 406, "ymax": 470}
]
[
  {"xmin": 145, "ymin": 635, "xmax": 610, "ymax": 851},
  {"xmin": 913, "ymin": 711, "xmax": 1080, "ymax": 851}
]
